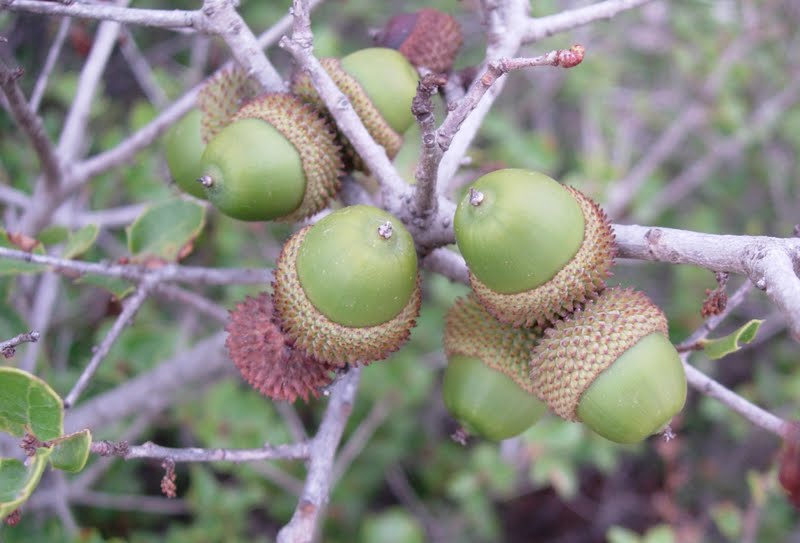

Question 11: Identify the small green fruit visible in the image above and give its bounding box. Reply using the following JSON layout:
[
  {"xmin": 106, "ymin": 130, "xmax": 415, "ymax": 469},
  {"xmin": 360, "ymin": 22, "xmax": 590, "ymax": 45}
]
[
  {"xmin": 163, "ymin": 109, "xmax": 207, "ymax": 199},
  {"xmin": 291, "ymin": 47, "xmax": 419, "ymax": 169},
  {"xmin": 454, "ymin": 168, "xmax": 615, "ymax": 327},
  {"xmin": 198, "ymin": 93, "xmax": 342, "ymax": 222},
  {"xmin": 443, "ymin": 296, "xmax": 546, "ymax": 441},
  {"xmin": 272, "ymin": 205, "xmax": 421, "ymax": 365},
  {"xmin": 530, "ymin": 287, "xmax": 687, "ymax": 444}
]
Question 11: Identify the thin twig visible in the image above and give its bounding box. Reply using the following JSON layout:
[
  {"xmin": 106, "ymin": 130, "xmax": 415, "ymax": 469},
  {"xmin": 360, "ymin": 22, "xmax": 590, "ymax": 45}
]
[
  {"xmin": 277, "ymin": 369, "xmax": 362, "ymax": 543},
  {"xmin": 2, "ymin": 1, "xmax": 202, "ymax": 30},
  {"xmin": 683, "ymin": 363, "xmax": 787, "ymax": 438},
  {"xmin": 678, "ymin": 280, "xmax": 754, "ymax": 349},
  {"xmin": 64, "ymin": 278, "xmax": 155, "ymax": 407},
  {"xmin": 90, "ymin": 440, "xmax": 310, "ymax": 463},
  {"xmin": 118, "ymin": 27, "xmax": 168, "ymax": 108},
  {"xmin": 0, "ymin": 58, "xmax": 62, "ymax": 190},
  {"xmin": 30, "ymin": 16, "xmax": 72, "ymax": 113},
  {"xmin": 0, "ymin": 246, "xmax": 271, "ymax": 286},
  {"xmin": 153, "ymin": 284, "xmax": 230, "ymax": 323},
  {"xmin": 65, "ymin": 332, "xmax": 230, "ymax": 432},
  {"xmin": 524, "ymin": 0, "xmax": 655, "ymax": 43},
  {"xmin": 0, "ymin": 330, "xmax": 40, "ymax": 358},
  {"xmin": 331, "ymin": 398, "xmax": 392, "ymax": 484},
  {"xmin": 68, "ymin": 490, "xmax": 190, "ymax": 515},
  {"xmin": 280, "ymin": 0, "xmax": 409, "ymax": 205},
  {"xmin": 200, "ymin": 0, "xmax": 285, "ymax": 91}
]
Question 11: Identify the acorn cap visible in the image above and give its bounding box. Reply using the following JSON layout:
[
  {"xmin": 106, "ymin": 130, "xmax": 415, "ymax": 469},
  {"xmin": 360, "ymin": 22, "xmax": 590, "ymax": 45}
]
[
  {"xmin": 225, "ymin": 292, "xmax": 336, "ymax": 402},
  {"xmin": 199, "ymin": 93, "xmax": 342, "ymax": 222},
  {"xmin": 454, "ymin": 168, "xmax": 615, "ymax": 327},
  {"xmin": 530, "ymin": 287, "xmax": 687, "ymax": 444},
  {"xmin": 375, "ymin": 8, "xmax": 463, "ymax": 73},
  {"xmin": 443, "ymin": 295, "xmax": 546, "ymax": 441},
  {"xmin": 272, "ymin": 205, "xmax": 421, "ymax": 366},
  {"xmin": 197, "ymin": 65, "xmax": 262, "ymax": 144},
  {"xmin": 291, "ymin": 48, "xmax": 418, "ymax": 169},
  {"xmin": 163, "ymin": 109, "xmax": 207, "ymax": 199}
]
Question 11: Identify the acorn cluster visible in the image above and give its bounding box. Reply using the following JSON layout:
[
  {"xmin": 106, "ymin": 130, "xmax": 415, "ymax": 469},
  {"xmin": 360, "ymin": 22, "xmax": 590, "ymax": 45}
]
[
  {"xmin": 161, "ymin": 10, "xmax": 462, "ymax": 402},
  {"xmin": 164, "ymin": 10, "xmax": 687, "ymax": 445},
  {"xmin": 445, "ymin": 168, "xmax": 687, "ymax": 444}
]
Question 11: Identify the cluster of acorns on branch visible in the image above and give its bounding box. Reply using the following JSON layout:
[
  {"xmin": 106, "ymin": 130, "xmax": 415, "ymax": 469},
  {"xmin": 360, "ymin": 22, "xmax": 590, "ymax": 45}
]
[{"xmin": 162, "ymin": 9, "xmax": 687, "ymax": 445}]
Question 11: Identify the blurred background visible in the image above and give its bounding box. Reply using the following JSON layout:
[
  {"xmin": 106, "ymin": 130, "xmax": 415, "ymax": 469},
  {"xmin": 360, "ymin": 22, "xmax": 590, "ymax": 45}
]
[{"xmin": 2, "ymin": 1, "xmax": 800, "ymax": 541}]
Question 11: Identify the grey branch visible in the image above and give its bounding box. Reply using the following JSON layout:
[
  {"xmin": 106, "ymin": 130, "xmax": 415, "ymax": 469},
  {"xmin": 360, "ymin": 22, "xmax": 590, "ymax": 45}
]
[
  {"xmin": 524, "ymin": 0, "xmax": 655, "ymax": 43},
  {"xmin": 0, "ymin": 246, "xmax": 271, "ymax": 286},
  {"xmin": 29, "ymin": 16, "xmax": 72, "ymax": 113},
  {"xmin": 91, "ymin": 440, "xmax": 310, "ymax": 463},
  {"xmin": 65, "ymin": 332, "xmax": 230, "ymax": 433},
  {"xmin": 201, "ymin": 0, "xmax": 285, "ymax": 91},
  {"xmin": 0, "ymin": 58, "xmax": 62, "ymax": 190},
  {"xmin": 1, "ymin": 1, "xmax": 203, "ymax": 30},
  {"xmin": 64, "ymin": 279, "xmax": 155, "ymax": 408},
  {"xmin": 683, "ymin": 363, "xmax": 787, "ymax": 438},
  {"xmin": 0, "ymin": 330, "xmax": 40, "ymax": 358},
  {"xmin": 277, "ymin": 368, "xmax": 362, "ymax": 543},
  {"xmin": 280, "ymin": 0, "xmax": 409, "ymax": 205}
]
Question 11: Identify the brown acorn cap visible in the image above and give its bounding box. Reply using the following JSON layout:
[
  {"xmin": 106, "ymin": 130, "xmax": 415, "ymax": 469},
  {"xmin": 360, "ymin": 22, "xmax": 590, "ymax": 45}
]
[
  {"xmin": 225, "ymin": 292, "xmax": 336, "ymax": 402},
  {"xmin": 290, "ymin": 58, "xmax": 404, "ymax": 171},
  {"xmin": 529, "ymin": 287, "xmax": 668, "ymax": 421},
  {"xmin": 197, "ymin": 66, "xmax": 262, "ymax": 144},
  {"xmin": 231, "ymin": 93, "xmax": 343, "ymax": 222},
  {"xmin": 272, "ymin": 225, "xmax": 422, "ymax": 366},
  {"xmin": 375, "ymin": 8, "xmax": 463, "ymax": 73},
  {"xmin": 469, "ymin": 186, "xmax": 616, "ymax": 327}
]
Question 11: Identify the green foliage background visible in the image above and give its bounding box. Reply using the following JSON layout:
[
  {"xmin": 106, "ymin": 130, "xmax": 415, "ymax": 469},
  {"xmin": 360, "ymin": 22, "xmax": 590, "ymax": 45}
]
[{"xmin": 2, "ymin": 0, "xmax": 800, "ymax": 541}]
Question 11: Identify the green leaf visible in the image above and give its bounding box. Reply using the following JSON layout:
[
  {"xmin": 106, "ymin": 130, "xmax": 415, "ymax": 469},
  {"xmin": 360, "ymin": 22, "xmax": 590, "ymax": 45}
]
[
  {"xmin": 0, "ymin": 448, "xmax": 53, "ymax": 520},
  {"xmin": 0, "ymin": 367, "xmax": 63, "ymax": 440},
  {"xmin": 0, "ymin": 228, "xmax": 46, "ymax": 276},
  {"xmin": 37, "ymin": 226, "xmax": 69, "ymax": 246},
  {"xmin": 76, "ymin": 274, "xmax": 135, "ymax": 300},
  {"xmin": 50, "ymin": 429, "xmax": 92, "ymax": 473},
  {"xmin": 126, "ymin": 199, "xmax": 205, "ymax": 262},
  {"xmin": 700, "ymin": 319, "xmax": 763, "ymax": 360},
  {"xmin": 62, "ymin": 224, "xmax": 99, "ymax": 259}
]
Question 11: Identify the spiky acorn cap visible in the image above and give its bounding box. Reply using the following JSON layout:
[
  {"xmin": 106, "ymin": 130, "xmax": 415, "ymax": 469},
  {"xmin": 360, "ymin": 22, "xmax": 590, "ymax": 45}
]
[
  {"xmin": 442, "ymin": 295, "xmax": 547, "ymax": 441},
  {"xmin": 198, "ymin": 93, "xmax": 343, "ymax": 222},
  {"xmin": 291, "ymin": 48, "xmax": 419, "ymax": 170},
  {"xmin": 454, "ymin": 168, "xmax": 616, "ymax": 327},
  {"xmin": 375, "ymin": 8, "xmax": 463, "ymax": 73},
  {"xmin": 530, "ymin": 287, "xmax": 687, "ymax": 444},
  {"xmin": 197, "ymin": 66, "xmax": 262, "ymax": 144},
  {"xmin": 225, "ymin": 292, "xmax": 336, "ymax": 402},
  {"xmin": 272, "ymin": 205, "xmax": 421, "ymax": 366}
]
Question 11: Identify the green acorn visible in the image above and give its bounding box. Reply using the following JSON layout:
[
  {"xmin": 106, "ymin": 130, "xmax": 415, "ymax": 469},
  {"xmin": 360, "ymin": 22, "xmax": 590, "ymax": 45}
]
[
  {"xmin": 453, "ymin": 168, "xmax": 616, "ymax": 327},
  {"xmin": 197, "ymin": 93, "xmax": 343, "ymax": 222},
  {"xmin": 163, "ymin": 109, "xmax": 207, "ymax": 199},
  {"xmin": 272, "ymin": 205, "xmax": 421, "ymax": 365},
  {"xmin": 443, "ymin": 295, "xmax": 547, "ymax": 441},
  {"xmin": 529, "ymin": 287, "xmax": 687, "ymax": 444},
  {"xmin": 291, "ymin": 47, "xmax": 419, "ymax": 169}
]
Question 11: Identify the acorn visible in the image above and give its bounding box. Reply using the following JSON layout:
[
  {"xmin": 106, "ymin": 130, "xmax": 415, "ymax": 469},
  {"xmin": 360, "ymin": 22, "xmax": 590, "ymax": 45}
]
[
  {"xmin": 225, "ymin": 292, "xmax": 336, "ymax": 402},
  {"xmin": 443, "ymin": 295, "xmax": 547, "ymax": 441},
  {"xmin": 529, "ymin": 287, "xmax": 687, "ymax": 444},
  {"xmin": 163, "ymin": 109, "xmax": 207, "ymax": 199},
  {"xmin": 291, "ymin": 47, "xmax": 419, "ymax": 169},
  {"xmin": 197, "ymin": 65, "xmax": 262, "ymax": 144},
  {"xmin": 453, "ymin": 168, "xmax": 616, "ymax": 327},
  {"xmin": 197, "ymin": 93, "xmax": 343, "ymax": 222},
  {"xmin": 375, "ymin": 8, "xmax": 463, "ymax": 73},
  {"xmin": 272, "ymin": 205, "xmax": 421, "ymax": 365}
]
